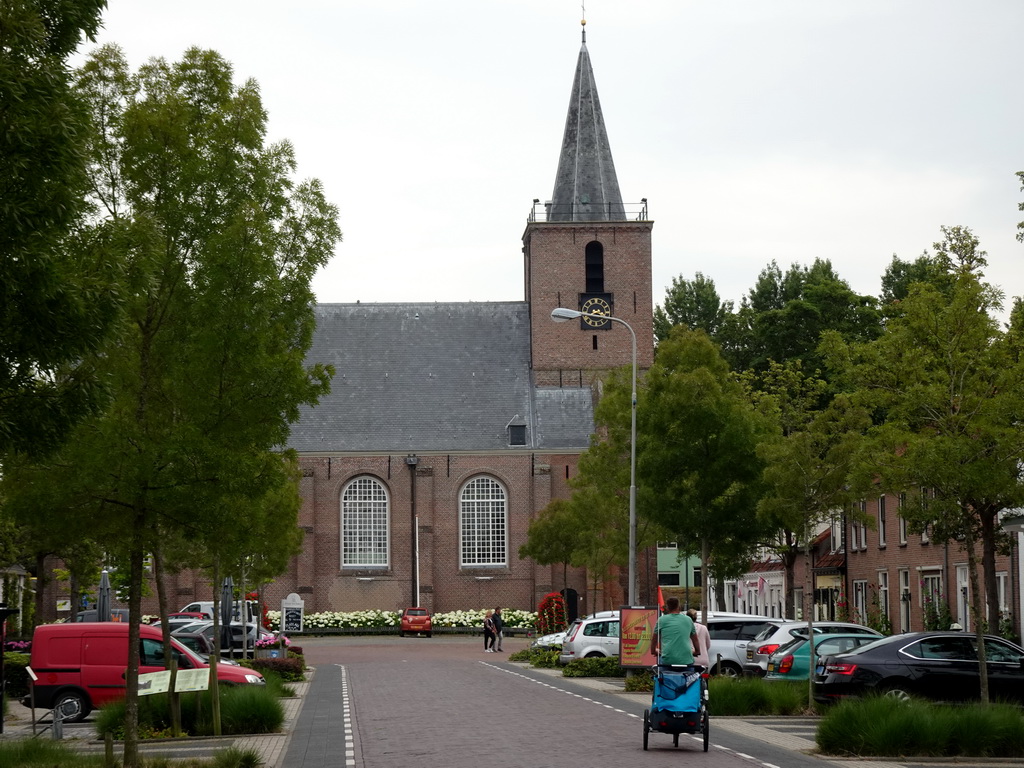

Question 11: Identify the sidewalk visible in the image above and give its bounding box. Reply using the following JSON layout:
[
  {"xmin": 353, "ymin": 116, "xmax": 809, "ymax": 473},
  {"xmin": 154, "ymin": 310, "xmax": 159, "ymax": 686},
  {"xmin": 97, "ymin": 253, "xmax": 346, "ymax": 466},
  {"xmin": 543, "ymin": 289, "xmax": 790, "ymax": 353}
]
[{"xmin": 0, "ymin": 676, "xmax": 309, "ymax": 765}]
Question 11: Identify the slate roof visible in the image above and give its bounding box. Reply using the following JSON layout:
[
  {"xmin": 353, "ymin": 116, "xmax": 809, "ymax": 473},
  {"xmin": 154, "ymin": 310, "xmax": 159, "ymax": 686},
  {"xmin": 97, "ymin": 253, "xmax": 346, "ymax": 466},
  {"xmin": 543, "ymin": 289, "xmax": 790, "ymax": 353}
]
[
  {"xmin": 547, "ymin": 31, "xmax": 625, "ymax": 222},
  {"xmin": 287, "ymin": 303, "xmax": 594, "ymax": 453}
]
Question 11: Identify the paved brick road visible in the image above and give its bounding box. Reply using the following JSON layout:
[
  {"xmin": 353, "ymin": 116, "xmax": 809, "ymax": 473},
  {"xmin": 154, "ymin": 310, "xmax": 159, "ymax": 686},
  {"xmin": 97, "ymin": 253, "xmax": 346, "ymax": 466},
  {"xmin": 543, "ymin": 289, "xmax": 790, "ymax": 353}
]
[{"xmin": 285, "ymin": 635, "xmax": 834, "ymax": 768}]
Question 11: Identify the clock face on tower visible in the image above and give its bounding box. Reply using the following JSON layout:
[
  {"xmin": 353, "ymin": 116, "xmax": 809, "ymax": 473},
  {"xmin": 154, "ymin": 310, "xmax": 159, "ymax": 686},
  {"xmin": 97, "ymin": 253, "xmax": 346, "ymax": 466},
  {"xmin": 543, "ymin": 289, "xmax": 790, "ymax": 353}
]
[{"xmin": 579, "ymin": 294, "xmax": 613, "ymax": 329}]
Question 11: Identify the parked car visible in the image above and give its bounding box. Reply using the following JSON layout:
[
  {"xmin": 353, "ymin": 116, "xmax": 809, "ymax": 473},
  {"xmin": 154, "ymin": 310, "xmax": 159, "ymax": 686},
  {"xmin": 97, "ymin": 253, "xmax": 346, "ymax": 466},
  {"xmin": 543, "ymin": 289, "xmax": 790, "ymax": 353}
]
[
  {"xmin": 172, "ymin": 620, "xmax": 272, "ymax": 652},
  {"xmin": 530, "ymin": 630, "xmax": 568, "ymax": 650},
  {"xmin": 152, "ymin": 616, "xmax": 208, "ymax": 635},
  {"xmin": 73, "ymin": 609, "xmax": 130, "ymax": 622},
  {"xmin": 559, "ymin": 611, "xmax": 620, "ymax": 664},
  {"xmin": 24, "ymin": 622, "xmax": 264, "ymax": 722},
  {"xmin": 813, "ymin": 631, "xmax": 1024, "ymax": 704},
  {"xmin": 178, "ymin": 600, "xmax": 256, "ymax": 622},
  {"xmin": 764, "ymin": 632, "xmax": 883, "ymax": 682},
  {"xmin": 703, "ymin": 613, "xmax": 785, "ymax": 677},
  {"xmin": 745, "ymin": 621, "xmax": 882, "ymax": 676},
  {"xmin": 171, "ymin": 632, "xmax": 241, "ymax": 665},
  {"xmin": 400, "ymin": 607, "xmax": 432, "ymax": 637}
]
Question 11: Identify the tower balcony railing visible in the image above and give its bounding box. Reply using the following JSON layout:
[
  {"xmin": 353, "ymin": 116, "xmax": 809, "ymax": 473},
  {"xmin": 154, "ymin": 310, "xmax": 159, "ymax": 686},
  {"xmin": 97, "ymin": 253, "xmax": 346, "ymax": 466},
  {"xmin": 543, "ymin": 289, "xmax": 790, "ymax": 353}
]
[{"xmin": 528, "ymin": 198, "xmax": 649, "ymax": 223}]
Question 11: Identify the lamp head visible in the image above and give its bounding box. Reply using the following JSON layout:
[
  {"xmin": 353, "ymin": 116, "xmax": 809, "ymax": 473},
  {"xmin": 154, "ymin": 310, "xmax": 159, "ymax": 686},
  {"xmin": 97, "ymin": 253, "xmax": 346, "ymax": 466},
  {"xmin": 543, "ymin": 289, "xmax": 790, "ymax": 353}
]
[{"xmin": 550, "ymin": 307, "xmax": 582, "ymax": 322}]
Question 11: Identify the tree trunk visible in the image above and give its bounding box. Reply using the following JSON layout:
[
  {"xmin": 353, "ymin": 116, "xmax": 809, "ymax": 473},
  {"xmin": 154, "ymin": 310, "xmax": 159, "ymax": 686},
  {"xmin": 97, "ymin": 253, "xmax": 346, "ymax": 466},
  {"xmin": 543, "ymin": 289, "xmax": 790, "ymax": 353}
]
[
  {"xmin": 123, "ymin": 507, "xmax": 147, "ymax": 768},
  {"xmin": 152, "ymin": 548, "xmax": 182, "ymax": 737},
  {"xmin": 979, "ymin": 507, "xmax": 1001, "ymax": 629},
  {"xmin": 965, "ymin": 518, "xmax": 989, "ymax": 704},
  {"xmin": 210, "ymin": 560, "xmax": 222, "ymax": 736}
]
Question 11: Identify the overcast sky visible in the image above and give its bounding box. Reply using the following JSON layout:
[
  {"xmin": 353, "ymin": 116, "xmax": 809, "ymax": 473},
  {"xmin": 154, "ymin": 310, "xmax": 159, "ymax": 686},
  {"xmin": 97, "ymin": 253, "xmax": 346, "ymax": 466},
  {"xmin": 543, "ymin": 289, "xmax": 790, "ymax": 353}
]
[{"xmin": 83, "ymin": 1, "xmax": 1024, "ymax": 318}]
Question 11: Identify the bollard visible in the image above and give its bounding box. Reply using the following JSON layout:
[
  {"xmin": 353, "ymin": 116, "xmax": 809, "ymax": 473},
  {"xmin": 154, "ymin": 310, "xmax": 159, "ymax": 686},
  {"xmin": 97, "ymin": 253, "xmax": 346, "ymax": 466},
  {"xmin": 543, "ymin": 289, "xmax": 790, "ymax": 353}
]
[
  {"xmin": 105, "ymin": 732, "xmax": 114, "ymax": 766},
  {"xmin": 51, "ymin": 709, "xmax": 63, "ymax": 740}
]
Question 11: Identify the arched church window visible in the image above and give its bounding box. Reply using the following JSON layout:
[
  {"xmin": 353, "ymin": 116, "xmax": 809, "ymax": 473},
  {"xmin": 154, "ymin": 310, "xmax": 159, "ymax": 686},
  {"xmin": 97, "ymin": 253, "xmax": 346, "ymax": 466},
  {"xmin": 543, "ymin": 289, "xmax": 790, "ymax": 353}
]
[
  {"xmin": 341, "ymin": 476, "xmax": 389, "ymax": 568},
  {"xmin": 585, "ymin": 241, "xmax": 605, "ymax": 293},
  {"xmin": 459, "ymin": 476, "xmax": 507, "ymax": 567}
]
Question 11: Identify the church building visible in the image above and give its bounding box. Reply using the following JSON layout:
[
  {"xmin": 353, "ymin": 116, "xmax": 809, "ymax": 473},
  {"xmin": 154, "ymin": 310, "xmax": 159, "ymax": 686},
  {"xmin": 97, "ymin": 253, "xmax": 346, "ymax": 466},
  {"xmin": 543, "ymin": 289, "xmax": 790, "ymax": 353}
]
[{"xmin": 258, "ymin": 25, "xmax": 654, "ymax": 616}]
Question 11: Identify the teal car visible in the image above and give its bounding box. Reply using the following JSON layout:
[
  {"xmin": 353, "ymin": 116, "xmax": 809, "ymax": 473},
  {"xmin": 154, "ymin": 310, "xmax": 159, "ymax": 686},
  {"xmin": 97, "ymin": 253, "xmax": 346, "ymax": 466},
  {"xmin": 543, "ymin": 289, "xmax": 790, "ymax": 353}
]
[{"xmin": 764, "ymin": 633, "xmax": 883, "ymax": 681}]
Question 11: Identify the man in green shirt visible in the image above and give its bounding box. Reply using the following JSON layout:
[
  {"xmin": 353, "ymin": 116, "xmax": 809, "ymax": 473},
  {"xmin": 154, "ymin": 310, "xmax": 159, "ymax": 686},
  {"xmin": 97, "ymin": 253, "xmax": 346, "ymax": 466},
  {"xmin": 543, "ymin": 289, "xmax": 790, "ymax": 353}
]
[{"xmin": 652, "ymin": 597, "xmax": 700, "ymax": 666}]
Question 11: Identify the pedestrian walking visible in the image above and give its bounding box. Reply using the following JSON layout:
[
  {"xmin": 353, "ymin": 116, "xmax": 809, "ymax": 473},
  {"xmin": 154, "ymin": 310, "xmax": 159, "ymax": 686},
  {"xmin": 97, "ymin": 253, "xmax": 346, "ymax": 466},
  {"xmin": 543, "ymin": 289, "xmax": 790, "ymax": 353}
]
[
  {"xmin": 686, "ymin": 608, "xmax": 711, "ymax": 668},
  {"xmin": 492, "ymin": 606, "xmax": 504, "ymax": 652},
  {"xmin": 483, "ymin": 610, "xmax": 496, "ymax": 652}
]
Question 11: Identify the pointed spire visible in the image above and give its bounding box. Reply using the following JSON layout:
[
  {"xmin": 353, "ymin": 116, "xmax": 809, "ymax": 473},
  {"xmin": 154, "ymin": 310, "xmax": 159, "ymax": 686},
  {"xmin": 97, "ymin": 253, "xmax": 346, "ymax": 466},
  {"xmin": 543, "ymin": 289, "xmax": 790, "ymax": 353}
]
[{"xmin": 547, "ymin": 21, "xmax": 625, "ymax": 222}]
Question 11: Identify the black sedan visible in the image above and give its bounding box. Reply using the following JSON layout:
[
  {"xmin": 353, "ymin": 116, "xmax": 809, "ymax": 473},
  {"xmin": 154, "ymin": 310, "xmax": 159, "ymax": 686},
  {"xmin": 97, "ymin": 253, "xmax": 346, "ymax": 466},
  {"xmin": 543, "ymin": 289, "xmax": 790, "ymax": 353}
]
[{"xmin": 813, "ymin": 631, "xmax": 1024, "ymax": 704}]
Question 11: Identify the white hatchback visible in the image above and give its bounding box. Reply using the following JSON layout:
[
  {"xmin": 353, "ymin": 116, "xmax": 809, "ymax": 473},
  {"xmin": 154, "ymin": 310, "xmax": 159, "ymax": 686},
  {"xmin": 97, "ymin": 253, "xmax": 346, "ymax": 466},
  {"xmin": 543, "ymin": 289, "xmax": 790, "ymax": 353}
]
[{"xmin": 558, "ymin": 611, "xmax": 620, "ymax": 664}]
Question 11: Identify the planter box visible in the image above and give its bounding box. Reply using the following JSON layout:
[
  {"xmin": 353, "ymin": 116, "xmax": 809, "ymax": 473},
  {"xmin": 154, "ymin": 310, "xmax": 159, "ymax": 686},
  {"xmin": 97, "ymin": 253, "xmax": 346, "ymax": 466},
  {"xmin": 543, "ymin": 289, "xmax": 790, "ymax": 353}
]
[{"xmin": 255, "ymin": 647, "xmax": 287, "ymax": 659}]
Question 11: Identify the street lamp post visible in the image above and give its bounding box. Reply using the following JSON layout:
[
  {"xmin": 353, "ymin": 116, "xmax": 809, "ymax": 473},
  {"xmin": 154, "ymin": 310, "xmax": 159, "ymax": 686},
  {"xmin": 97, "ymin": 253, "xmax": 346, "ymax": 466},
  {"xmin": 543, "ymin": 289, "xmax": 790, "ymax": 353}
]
[{"xmin": 551, "ymin": 307, "xmax": 638, "ymax": 606}]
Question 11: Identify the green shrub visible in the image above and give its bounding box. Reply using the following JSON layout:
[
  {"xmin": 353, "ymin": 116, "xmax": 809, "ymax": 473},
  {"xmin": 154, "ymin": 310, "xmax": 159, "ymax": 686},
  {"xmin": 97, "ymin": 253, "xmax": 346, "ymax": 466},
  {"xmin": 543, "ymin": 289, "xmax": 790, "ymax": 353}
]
[
  {"xmin": 817, "ymin": 697, "xmax": 1024, "ymax": 758},
  {"xmin": 258, "ymin": 669, "xmax": 296, "ymax": 698},
  {"xmin": 562, "ymin": 656, "xmax": 625, "ymax": 678},
  {"xmin": 624, "ymin": 669, "xmax": 654, "ymax": 692},
  {"xmin": 705, "ymin": 677, "xmax": 809, "ymax": 716},
  {"xmin": 243, "ymin": 657, "xmax": 304, "ymax": 682},
  {"xmin": 96, "ymin": 683, "xmax": 284, "ymax": 739},
  {"xmin": 0, "ymin": 739, "xmax": 106, "ymax": 767},
  {"xmin": 3, "ymin": 651, "xmax": 30, "ymax": 698},
  {"xmin": 212, "ymin": 747, "xmax": 265, "ymax": 768},
  {"xmin": 218, "ymin": 684, "xmax": 284, "ymax": 735},
  {"xmin": 527, "ymin": 649, "xmax": 561, "ymax": 668},
  {"xmin": 507, "ymin": 649, "xmax": 532, "ymax": 662}
]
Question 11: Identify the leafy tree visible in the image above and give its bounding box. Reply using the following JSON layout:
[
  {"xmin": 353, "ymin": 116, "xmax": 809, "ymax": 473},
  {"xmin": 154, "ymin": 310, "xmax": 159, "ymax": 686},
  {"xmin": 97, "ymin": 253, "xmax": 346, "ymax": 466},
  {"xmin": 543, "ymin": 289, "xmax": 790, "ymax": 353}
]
[
  {"xmin": 2, "ymin": 45, "xmax": 340, "ymax": 765},
  {"xmin": 744, "ymin": 361, "xmax": 866, "ymax": 622},
  {"xmin": 557, "ymin": 364, "xmax": 671, "ymax": 606},
  {"xmin": 653, "ymin": 272, "xmax": 733, "ymax": 343},
  {"xmin": 636, "ymin": 327, "xmax": 774, "ymax": 611},
  {"xmin": 830, "ymin": 227, "xmax": 1024, "ymax": 703},
  {"xmin": 879, "ymin": 252, "xmax": 949, "ymax": 306},
  {"xmin": 519, "ymin": 499, "xmax": 581, "ymax": 591},
  {"xmin": 0, "ymin": 0, "xmax": 119, "ymax": 457}
]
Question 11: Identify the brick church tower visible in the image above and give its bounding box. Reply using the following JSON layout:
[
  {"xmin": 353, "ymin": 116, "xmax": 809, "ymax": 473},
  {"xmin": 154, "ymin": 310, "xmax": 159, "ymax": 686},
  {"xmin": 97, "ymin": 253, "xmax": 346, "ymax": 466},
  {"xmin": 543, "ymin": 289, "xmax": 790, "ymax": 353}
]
[{"xmin": 526, "ymin": 24, "xmax": 654, "ymax": 388}]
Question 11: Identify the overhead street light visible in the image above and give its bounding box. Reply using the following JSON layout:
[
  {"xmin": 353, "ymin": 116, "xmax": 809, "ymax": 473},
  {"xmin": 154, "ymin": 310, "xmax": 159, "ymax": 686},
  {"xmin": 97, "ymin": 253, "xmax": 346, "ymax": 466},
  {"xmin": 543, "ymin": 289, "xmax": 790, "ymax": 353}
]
[{"xmin": 551, "ymin": 306, "xmax": 639, "ymax": 606}]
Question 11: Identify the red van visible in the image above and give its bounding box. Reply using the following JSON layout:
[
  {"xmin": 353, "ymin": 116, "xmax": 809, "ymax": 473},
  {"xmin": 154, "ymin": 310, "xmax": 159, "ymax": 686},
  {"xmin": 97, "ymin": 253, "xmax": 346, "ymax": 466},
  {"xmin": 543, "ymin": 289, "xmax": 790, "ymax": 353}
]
[{"xmin": 25, "ymin": 622, "xmax": 265, "ymax": 722}]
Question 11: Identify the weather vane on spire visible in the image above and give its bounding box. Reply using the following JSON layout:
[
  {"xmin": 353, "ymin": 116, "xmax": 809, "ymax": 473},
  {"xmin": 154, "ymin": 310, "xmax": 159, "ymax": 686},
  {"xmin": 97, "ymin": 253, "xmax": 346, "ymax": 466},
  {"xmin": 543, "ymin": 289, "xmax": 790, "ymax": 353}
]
[{"xmin": 581, "ymin": 1, "xmax": 587, "ymax": 42}]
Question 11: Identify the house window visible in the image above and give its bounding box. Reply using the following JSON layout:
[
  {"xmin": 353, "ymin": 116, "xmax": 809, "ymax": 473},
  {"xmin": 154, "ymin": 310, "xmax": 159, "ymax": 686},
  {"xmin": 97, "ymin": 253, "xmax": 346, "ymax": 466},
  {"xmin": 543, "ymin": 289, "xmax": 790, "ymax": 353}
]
[
  {"xmin": 878, "ymin": 495, "xmax": 887, "ymax": 547},
  {"xmin": 898, "ymin": 493, "xmax": 908, "ymax": 545},
  {"xmin": 341, "ymin": 476, "xmax": 389, "ymax": 568},
  {"xmin": 920, "ymin": 488, "xmax": 931, "ymax": 543},
  {"xmin": 658, "ymin": 572, "xmax": 681, "ymax": 586},
  {"xmin": 899, "ymin": 568, "xmax": 911, "ymax": 632},
  {"xmin": 657, "ymin": 541, "xmax": 678, "ymax": 549},
  {"xmin": 460, "ymin": 476, "xmax": 507, "ymax": 567},
  {"xmin": 853, "ymin": 580, "xmax": 868, "ymax": 624},
  {"xmin": 877, "ymin": 570, "xmax": 890, "ymax": 624},
  {"xmin": 692, "ymin": 566, "xmax": 703, "ymax": 587},
  {"xmin": 921, "ymin": 569, "xmax": 943, "ymax": 624},
  {"xmin": 853, "ymin": 501, "xmax": 868, "ymax": 550},
  {"xmin": 508, "ymin": 424, "xmax": 526, "ymax": 446}
]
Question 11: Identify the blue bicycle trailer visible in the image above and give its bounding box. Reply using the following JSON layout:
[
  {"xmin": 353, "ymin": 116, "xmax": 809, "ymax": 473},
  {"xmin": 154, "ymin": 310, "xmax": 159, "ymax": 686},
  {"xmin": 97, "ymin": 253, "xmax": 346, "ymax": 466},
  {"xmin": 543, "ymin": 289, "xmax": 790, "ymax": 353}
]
[{"xmin": 642, "ymin": 664, "xmax": 709, "ymax": 751}]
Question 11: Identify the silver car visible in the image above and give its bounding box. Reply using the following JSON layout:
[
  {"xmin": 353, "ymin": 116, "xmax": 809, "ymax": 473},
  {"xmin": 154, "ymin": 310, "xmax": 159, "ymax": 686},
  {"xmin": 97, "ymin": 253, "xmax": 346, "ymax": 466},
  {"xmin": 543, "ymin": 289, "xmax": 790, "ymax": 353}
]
[{"xmin": 558, "ymin": 611, "xmax": 620, "ymax": 664}]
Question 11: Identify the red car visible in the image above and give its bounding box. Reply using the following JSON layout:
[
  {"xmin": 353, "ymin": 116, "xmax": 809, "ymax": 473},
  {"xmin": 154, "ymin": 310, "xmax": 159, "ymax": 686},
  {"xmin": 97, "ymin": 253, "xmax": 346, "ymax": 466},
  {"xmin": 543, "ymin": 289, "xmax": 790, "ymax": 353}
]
[{"xmin": 400, "ymin": 608, "xmax": 432, "ymax": 638}]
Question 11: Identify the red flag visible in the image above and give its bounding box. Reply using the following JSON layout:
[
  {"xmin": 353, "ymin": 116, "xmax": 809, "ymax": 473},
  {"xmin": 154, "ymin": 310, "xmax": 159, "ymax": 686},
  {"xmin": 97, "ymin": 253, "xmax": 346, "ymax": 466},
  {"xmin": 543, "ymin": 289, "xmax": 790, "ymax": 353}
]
[
  {"xmin": 758, "ymin": 576, "xmax": 767, "ymax": 597},
  {"xmin": 657, "ymin": 586, "xmax": 666, "ymax": 611}
]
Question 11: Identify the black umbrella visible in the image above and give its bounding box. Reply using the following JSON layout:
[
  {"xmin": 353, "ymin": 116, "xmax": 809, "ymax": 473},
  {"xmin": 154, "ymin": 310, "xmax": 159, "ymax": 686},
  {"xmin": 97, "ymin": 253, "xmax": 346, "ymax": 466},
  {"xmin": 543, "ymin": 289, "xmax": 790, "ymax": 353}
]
[
  {"xmin": 221, "ymin": 576, "xmax": 234, "ymax": 653},
  {"xmin": 97, "ymin": 570, "xmax": 112, "ymax": 622}
]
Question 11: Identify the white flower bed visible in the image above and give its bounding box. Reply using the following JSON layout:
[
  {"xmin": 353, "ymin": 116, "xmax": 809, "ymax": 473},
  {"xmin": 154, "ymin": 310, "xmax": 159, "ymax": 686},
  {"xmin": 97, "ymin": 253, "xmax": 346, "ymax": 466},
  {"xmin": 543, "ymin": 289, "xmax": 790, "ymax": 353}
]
[{"xmin": 266, "ymin": 608, "xmax": 537, "ymax": 631}]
